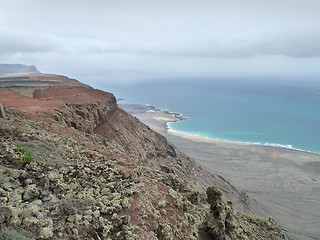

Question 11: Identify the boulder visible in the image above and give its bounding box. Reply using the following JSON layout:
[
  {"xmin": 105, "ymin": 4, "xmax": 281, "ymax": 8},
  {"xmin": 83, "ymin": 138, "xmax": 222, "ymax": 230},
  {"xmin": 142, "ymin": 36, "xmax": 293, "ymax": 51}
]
[
  {"xmin": 23, "ymin": 184, "xmax": 40, "ymax": 201},
  {"xmin": 39, "ymin": 227, "xmax": 53, "ymax": 239}
]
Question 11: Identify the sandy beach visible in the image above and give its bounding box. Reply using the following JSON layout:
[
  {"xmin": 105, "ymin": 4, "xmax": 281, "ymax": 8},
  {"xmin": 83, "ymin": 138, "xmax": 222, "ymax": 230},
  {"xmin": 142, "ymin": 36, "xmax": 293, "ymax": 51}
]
[{"xmin": 120, "ymin": 103, "xmax": 320, "ymax": 240}]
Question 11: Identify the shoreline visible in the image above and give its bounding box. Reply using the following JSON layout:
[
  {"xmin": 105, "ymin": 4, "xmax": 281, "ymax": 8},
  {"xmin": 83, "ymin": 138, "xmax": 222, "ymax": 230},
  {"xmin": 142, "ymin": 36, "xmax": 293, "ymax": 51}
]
[
  {"xmin": 120, "ymin": 102, "xmax": 320, "ymax": 165},
  {"xmin": 166, "ymin": 122, "xmax": 320, "ymax": 156},
  {"xmin": 120, "ymin": 102, "xmax": 320, "ymax": 240},
  {"xmin": 135, "ymin": 102, "xmax": 320, "ymax": 155}
]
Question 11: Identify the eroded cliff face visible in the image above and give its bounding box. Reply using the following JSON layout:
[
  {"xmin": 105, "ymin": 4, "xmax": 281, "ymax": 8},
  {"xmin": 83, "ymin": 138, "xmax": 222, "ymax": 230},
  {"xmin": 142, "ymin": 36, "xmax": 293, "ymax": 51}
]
[
  {"xmin": 33, "ymin": 87, "xmax": 117, "ymax": 134},
  {"xmin": 32, "ymin": 86, "xmax": 192, "ymax": 176},
  {"xmin": 0, "ymin": 81, "xmax": 287, "ymax": 240}
]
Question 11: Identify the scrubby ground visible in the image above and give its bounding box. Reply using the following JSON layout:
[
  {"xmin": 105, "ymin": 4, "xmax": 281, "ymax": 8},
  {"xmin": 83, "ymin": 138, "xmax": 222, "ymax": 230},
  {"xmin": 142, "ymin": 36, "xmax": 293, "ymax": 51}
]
[
  {"xmin": 0, "ymin": 83, "xmax": 288, "ymax": 240},
  {"xmin": 0, "ymin": 110, "xmax": 138, "ymax": 239},
  {"xmin": 0, "ymin": 108, "xmax": 207, "ymax": 239}
]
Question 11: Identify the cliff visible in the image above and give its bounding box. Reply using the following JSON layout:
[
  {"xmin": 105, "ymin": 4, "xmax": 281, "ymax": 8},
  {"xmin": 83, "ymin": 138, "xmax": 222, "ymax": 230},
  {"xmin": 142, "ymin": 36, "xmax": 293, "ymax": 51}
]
[{"xmin": 0, "ymin": 74, "xmax": 287, "ymax": 239}]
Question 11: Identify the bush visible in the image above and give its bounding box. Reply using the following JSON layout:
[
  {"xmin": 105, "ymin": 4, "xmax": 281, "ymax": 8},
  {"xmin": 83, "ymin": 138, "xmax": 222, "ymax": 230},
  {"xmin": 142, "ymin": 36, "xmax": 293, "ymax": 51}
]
[
  {"xmin": 0, "ymin": 228, "xmax": 33, "ymax": 240},
  {"xmin": 15, "ymin": 144, "xmax": 34, "ymax": 165},
  {"xmin": 23, "ymin": 151, "xmax": 34, "ymax": 164},
  {"xmin": 15, "ymin": 144, "xmax": 25, "ymax": 152}
]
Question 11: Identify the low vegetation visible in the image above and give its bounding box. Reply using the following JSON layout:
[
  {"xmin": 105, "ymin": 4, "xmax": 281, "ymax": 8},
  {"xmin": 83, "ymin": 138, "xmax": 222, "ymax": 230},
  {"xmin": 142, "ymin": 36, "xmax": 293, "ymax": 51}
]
[
  {"xmin": 0, "ymin": 86, "xmax": 288, "ymax": 239},
  {"xmin": 16, "ymin": 144, "xmax": 34, "ymax": 165},
  {"xmin": 0, "ymin": 228, "xmax": 33, "ymax": 240}
]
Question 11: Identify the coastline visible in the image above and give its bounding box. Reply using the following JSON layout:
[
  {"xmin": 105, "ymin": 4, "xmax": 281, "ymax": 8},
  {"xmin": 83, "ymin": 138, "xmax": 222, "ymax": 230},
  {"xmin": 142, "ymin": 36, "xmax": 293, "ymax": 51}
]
[
  {"xmin": 123, "ymin": 102, "xmax": 320, "ymax": 155},
  {"xmin": 120, "ymin": 102, "xmax": 320, "ymax": 240},
  {"xmin": 167, "ymin": 122, "xmax": 320, "ymax": 155}
]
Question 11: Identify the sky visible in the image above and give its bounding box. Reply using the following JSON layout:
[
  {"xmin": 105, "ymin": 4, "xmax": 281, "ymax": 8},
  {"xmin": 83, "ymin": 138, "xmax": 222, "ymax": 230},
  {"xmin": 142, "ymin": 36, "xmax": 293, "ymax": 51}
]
[{"xmin": 1, "ymin": 0, "xmax": 320, "ymax": 83}]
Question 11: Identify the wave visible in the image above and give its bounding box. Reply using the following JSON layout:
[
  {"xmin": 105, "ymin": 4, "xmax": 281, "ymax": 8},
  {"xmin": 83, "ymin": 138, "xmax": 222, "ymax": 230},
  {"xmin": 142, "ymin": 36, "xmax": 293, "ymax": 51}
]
[
  {"xmin": 135, "ymin": 103, "xmax": 319, "ymax": 155},
  {"xmin": 166, "ymin": 122, "xmax": 320, "ymax": 155}
]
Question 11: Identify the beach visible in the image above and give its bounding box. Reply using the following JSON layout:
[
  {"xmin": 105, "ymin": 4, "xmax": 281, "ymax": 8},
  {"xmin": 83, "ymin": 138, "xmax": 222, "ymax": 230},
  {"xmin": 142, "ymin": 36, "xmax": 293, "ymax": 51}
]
[{"xmin": 120, "ymin": 103, "xmax": 320, "ymax": 240}]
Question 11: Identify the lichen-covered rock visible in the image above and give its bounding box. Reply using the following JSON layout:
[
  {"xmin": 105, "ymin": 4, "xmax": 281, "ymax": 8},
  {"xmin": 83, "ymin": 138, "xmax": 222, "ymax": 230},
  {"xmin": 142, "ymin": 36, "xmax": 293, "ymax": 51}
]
[
  {"xmin": 0, "ymin": 86, "xmax": 288, "ymax": 240},
  {"xmin": 39, "ymin": 227, "xmax": 53, "ymax": 239},
  {"xmin": 205, "ymin": 186, "xmax": 287, "ymax": 240},
  {"xmin": 47, "ymin": 171, "xmax": 62, "ymax": 182},
  {"xmin": 23, "ymin": 184, "xmax": 39, "ymax": 201},
  {"xmin": 156, "ymin": 223, "xmax": 174, "ymax": 240},
  {"xmin": 0, "ymin": 206, "xmax": 12, "ymax": 223},
  {"xmin": 7, "ymin": 188, "xmax": 23, "ymax": 206},
  {"xmin": 205, "ymin": 186, "xmax": 238, "ymax": 239},
  {"xmin": 158, "ymin": 200, "xmax": 167, "ymax": 208},
  {"xmin": 0, "ymin": 188, "xmax": 8, "ymax": 197}
]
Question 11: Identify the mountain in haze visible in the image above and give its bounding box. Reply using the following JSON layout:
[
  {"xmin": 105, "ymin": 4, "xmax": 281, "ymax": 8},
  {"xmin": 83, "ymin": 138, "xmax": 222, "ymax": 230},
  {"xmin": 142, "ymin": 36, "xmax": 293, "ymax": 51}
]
[{"xmin": 0, "ymin": 64, "xmax": 39, "ymax": 76}]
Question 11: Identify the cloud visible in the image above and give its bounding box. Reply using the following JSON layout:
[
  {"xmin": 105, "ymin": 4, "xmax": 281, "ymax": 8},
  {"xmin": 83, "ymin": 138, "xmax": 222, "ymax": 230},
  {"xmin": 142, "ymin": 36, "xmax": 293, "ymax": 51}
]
[
  {"xmin": 0, "ymin": 29, "xmax": 57, "ymax": 54},
  {"xmin": 1, "ymin": 0, "xmax": 320, "ymax": 81},
  {"xmin": 2, "ymin": 25, "xmax": 320, "ymax": 62},
  {"xmin": 133, "ymin": 32, "xmax": 320, "ymax": 59},
  {"xmin": 0, "ymin": 28, "xmax": 124, "ymax": 55}
]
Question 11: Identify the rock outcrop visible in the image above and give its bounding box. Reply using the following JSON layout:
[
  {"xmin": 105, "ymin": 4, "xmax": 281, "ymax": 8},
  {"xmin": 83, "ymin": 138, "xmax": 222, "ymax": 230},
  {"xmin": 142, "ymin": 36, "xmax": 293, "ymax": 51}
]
[
  {"xmin": 0, "ymin": 76, "xmax": 288, "ymax": 240},
  {"xmin": 0, "ymin": 103, "xmax": 6, "ymax": 119},
  {"xmin": 33, "ymin": 86, "xmax": 117, "ymax": 134},
  {"xmin": 203, "ymin": 186, "xmax": 286, "ymax": 240}
]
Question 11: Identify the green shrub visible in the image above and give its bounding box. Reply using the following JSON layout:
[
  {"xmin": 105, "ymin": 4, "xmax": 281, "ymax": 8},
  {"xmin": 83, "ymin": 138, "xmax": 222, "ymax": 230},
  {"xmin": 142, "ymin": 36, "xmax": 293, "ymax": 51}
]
[
  {"xmin": 15, "ymin": 144, "xmax": 25, "ymax": 152},
  {"xmin": 15, "ymin": 144, "xmax": 34, "ymax": 165},
  {"xmin": 0, "ymin": 228, "xmax": 33, "ymax": 240},
  {"xmin": 23, "ymin": 151, "xmax": 34, "ymax": 164}
]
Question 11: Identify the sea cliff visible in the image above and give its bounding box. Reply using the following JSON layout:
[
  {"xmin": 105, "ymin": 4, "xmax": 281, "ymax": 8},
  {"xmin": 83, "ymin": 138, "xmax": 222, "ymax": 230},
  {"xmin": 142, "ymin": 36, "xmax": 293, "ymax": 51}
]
[{"xmin": 0, "ymin": 73, "xmax": 287, "ymax": 239}]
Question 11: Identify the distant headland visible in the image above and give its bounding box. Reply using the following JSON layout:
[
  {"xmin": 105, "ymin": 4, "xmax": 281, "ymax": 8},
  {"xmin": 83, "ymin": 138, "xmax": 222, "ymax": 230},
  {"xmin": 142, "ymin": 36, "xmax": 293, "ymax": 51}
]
[{"xmin": 0, "ymin": 63, "xmax": 39, "ymax": 77}]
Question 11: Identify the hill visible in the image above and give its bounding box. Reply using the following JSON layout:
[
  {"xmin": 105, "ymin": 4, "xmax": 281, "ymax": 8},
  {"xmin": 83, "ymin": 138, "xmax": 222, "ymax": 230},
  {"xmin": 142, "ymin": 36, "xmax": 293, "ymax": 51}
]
[
  {"xmin": 0, "ymin": 73, "xmax": 287, "ymax": 239},
  {"xmin": 0, "ymin": 64, "xmax": 39, "ymax": 77}
]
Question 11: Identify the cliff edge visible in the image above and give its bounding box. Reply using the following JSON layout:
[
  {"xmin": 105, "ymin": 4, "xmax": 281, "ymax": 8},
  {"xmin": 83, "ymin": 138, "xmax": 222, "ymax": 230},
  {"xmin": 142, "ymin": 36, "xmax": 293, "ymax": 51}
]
[{"xmin": 0, "ymin": 74, "xmax": 287, "ymax": 239}]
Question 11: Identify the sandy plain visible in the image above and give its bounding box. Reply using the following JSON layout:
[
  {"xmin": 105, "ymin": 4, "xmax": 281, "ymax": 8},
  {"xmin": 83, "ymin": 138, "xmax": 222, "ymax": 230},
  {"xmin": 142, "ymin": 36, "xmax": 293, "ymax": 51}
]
[{"xmin": 120, "ymin": 103, "xmax": 320, "ymax": 240}]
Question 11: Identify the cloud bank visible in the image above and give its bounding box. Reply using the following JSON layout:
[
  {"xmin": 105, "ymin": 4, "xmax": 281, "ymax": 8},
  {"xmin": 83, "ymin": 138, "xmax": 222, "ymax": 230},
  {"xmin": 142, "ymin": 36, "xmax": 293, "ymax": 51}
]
[{"xmin": 1, "ymin": 0, "xmax": 320, "ymax": 82}]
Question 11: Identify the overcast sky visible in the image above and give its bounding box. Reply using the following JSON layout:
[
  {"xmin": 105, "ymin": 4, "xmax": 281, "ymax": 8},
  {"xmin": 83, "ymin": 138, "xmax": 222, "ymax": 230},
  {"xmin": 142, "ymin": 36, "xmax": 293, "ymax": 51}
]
[{"xmin": 1, "ymin": 0, "xmax": 320, "ymax": 83}]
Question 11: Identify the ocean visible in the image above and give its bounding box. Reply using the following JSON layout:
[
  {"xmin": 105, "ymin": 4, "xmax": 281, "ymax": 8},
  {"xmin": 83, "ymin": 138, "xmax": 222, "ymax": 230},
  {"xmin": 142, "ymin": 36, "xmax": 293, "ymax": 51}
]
[{"xmin": 87, "ymin": 78, "xmax": 320, "ymax": 154}]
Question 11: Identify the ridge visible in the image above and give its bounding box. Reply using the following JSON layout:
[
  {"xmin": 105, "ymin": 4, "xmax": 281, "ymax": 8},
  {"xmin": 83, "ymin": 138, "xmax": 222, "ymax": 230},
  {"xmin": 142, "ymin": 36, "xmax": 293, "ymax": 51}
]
[{"xmin": 0, "ymin": 73, "xmax": 287, "ymax": 239}]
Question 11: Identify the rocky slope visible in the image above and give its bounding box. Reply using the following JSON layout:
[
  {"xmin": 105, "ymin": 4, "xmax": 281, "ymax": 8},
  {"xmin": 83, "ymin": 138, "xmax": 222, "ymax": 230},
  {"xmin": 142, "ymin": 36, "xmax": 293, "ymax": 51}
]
[{"xmin": 0, "ymin": 74, "xmax": 287, "ymax": 239}]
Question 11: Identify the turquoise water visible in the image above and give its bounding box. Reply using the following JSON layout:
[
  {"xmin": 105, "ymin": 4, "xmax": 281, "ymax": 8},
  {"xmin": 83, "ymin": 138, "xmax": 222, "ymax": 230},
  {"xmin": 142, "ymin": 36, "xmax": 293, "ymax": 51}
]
[{"xmin": 86, "ymin": 78, "xmax": 320, "ymax": 153}]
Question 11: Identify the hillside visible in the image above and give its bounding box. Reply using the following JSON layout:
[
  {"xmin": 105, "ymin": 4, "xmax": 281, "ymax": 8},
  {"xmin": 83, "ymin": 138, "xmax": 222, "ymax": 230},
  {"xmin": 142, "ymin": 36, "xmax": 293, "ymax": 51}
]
[
  {"xmin": 0, "ymin": 64, "xmax": 39, "ymax": 77},
  {"xmin": 0, "ymin": 74, "xmax": 287, "ymax": 239}
]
